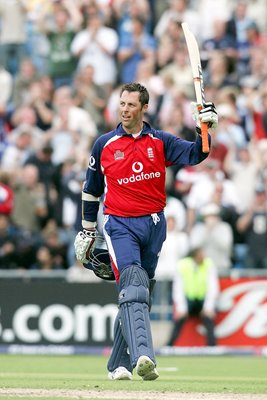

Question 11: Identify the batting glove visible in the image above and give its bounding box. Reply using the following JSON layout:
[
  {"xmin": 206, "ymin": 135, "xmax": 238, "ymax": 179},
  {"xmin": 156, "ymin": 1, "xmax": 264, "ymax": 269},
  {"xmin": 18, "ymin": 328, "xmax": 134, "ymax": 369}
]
[
  {"xmin": 74, "ymin": 228, "xmax": 96, "ymax": 264},
  {"xmin": 191, "ymin": 102, "xmax": 218, "ymax": 129}
]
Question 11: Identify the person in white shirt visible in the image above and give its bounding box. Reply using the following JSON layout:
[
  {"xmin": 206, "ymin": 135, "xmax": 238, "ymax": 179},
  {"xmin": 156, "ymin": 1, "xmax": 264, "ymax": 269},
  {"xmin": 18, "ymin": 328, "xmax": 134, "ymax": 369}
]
[
  {"xmin": 154, "ymin": 214, "xmax": 189, "ymax": 320},
  {"xmin": 189, "ymin": 203, "xmax": 234, "ymax": 273},
  {"xmin": 71, "ymin": 11, "xmax": 118, "ymax": 92}
]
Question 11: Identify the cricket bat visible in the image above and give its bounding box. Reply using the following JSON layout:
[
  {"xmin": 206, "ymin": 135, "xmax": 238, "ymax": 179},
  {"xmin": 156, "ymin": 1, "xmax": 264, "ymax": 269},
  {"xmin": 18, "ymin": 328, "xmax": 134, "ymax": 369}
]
[{"xmin": 181, "ymin": 22, "xmax": 209, "ymax": 153}]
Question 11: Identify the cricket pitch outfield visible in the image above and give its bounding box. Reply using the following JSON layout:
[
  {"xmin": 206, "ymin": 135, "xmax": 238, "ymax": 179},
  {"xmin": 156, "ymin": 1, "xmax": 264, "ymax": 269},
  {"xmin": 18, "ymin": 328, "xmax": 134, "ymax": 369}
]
[{"xmin": 0, "ymin": 354, "xmax": 267, "ymax": 400}]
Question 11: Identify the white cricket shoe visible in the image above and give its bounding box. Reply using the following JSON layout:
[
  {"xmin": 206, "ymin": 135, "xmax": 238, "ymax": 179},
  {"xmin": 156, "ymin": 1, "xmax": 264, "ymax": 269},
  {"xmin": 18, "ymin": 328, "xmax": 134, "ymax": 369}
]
[
  {"xmin": 136, "ymin": 355, "xmax": 159, "ymax": 381},
  {"xmin": 108, "ymin": 366, "xmax": 133, "ymax": 380}
]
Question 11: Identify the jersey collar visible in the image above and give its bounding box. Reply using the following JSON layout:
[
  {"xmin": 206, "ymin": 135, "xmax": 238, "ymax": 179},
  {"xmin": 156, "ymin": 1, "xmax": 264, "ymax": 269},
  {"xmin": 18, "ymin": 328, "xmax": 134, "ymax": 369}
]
[{"xmin": 116, "ymin": 121, "xmax": 152, "ymax": 136}]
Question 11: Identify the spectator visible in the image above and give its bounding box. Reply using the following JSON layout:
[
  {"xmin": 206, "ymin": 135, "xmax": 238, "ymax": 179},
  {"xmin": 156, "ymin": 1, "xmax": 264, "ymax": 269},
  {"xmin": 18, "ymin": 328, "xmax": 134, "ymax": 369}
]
[
  {"xmin": 0, "ymin": 214, "xmax": 18, "ymax": 269},
  {"xmin": 0, "ymin": 0, "xmax": 28, "ymax": 76},
  {"xmin": 236, "ymin": 75, "xmax": 260, "ymax": 141},
  {"xmin": 72, "ymin": 64, "xmax": 107, "ymax": 131},
  {"xmin": 154, "ymin": 0, "xmax": 200, "ymax": 40},
  {"xmin": 225, "ymin": 0, "xmax": 258, "ymax": 76},
  {"xmin": 203, "ymin": 50, "xmax": 237, "ymax": 90},
  {"xmin": 153, "ymin": 214, "xmax": 189, "ymax": 320},
  {"xmin": 196, "ymin": 0, "xmax": 233, "ymax": 43},
  {"xmin": 1, "ymin": 128, "xmax": 35, "ymax": 172},
  {"xmin": 174, "ymin": 164, "xmax": 202, "ymax": 203},
  {"xmin": 0, "ymin": 172, "xmax": 14, "ymax": 216},
  {"xmin": 30, "ymin": 245, "xmax": 64, "ymax": 271},
  {"xmin": 162, "ymin": 103, "xmax": 196, "ymax": 143},
  {"xmin": 189, "ymin": 203, "xmax": 234, "ymax": 273},
  {"xmin": 207, "ymin": 129, "xmax": 229, "ymax": 173},
  {"xmin": 40, "ymin": 222, "xmax": 68, "ymax": 269},
  {"xmin": 157, "ymin": 80, "xmax": 193, "ymax": 132},
  {"xmin": 113, "ymin": 0, "xmax": 152, "ymax": 42},
  {"xmin": 23, "ymin": 0, "xmax": 51, "ymax": 73},
  {"xmin": 36, "ymin": 0, "xmax": 82, "ymax": 88},
  {"xmin": 135, "ymin": 59, "xmax": 164, "ymax": 127},
  {"xmin": 215, "ymin": 103, "xmax": 247, "ymax": 148},
  {"xmin": 248, "ymin": 79, "xmax": 267, "ymax": 141},
  {"xmin": 203, "ymin": 17, "xmax": 237, "ymax": 53},
  {"xmin": 104, "ymin": 84, "xmax": 121, "ymax": 130},
  {"xmin": 51, "ymin": 85, "xmax": 97, "ymax": 156},
  {"xmin": 159, "ymin": 48, "xmax": 195, "ymax": 99},
  {"xmin": 224, "ymin": 142, "xmax": 259, "ymax": 213},
  {"xmin": 11, "ymin": 164, "xmax": 48, "ymax": 232},
  {"xmin": 71, "ymin": 9, "xmax": 119, "ymax": 94},
  {"xmin": 39, "ymin": 74, "xmax": 55, "ymax": 104},
  {"xmin": 55, "ymin": 159, "xmax": 85, "ymax": 266},
  {"xmin": 0, "ymin": 100, "xmax": 14, "ymax": 161},
  {"xmin": 156, "ymin": 213, "xmax": 189, "ymax": 281},
  {"xmin": 156, "ymin": 17, "xmax": 184, "ymax": 71},
  {"xmin": 117, "ymin": 15, "xmax": 156, "ymax": 83},
  {"xmin": 246, "ymin": 0, "xmax": 267, "ymax": 36},
  {"xmin": 202, "ymin": 18, "xmax": 238, "ymax": 69},
  {"xmin": 236, "ymin": 184, "xmax": 267, "ymax": 269},
  {"xmin": 12, "ymin": 58, "xmax": 40, "ymax": 108},
  {"xmin": 165, "ymin": 193, "xmax": 187, "ymax": 232},
  {"xmin": 27, "ymin": 79, "xmax": 54, "ymax": 131},
  {"xmin": 9, "ymin": 105, "xmax": 46, "ymax": 150},
  {"xmin": 0, "ymin": 66, "xmax": 13, "ymax": 107},
  {"xmin": 167, "ymin": 247, "xmax": 219, "ymax": 346},
  {"xmin": 255, "ymin": 139, "xmax": 267, "ymax": 174},
  {"xmin": 261, "ymin": 90, "xmax": 267, "ymax": 138},
  {"xmin": 24, "ymin": 143, "xmax": 59, "ymax": 223},
  {"xmin": 186, "ymin": 158, "xmax": 240, "ymax": 232}
]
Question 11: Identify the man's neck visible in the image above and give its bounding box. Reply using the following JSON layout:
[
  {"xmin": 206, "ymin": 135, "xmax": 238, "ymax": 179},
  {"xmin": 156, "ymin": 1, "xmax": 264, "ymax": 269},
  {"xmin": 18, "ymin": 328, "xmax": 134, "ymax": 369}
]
[
  {"xmin": 123, "ymin": 124, "xmax": 143, "ymax": 136},
  {"xmin": 132, "ymin": 128, "xmax": 143, "ymax": 138}
]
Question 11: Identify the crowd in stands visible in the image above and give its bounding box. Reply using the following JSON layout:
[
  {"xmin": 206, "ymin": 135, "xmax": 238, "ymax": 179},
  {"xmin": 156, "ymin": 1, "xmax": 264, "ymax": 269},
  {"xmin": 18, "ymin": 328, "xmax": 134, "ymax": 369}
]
[{"xmin": 0, "ymin": 0, "xmax": 267, "ymax": 277}]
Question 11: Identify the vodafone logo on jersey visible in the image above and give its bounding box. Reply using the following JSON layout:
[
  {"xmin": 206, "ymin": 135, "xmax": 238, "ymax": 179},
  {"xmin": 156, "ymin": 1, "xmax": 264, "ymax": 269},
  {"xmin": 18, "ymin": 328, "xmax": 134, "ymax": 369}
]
[
  {"xmin": 132, "ymin": 162, "xmax": 143, "ymax": 173},
  {"xmin": 117, "ymin": 162, "xmax": 161, "ymax": 185}
]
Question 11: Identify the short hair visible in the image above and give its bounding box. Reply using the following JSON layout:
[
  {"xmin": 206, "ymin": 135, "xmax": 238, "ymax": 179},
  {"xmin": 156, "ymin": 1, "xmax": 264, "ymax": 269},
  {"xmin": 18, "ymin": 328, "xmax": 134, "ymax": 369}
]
[{"xmin": 120, "ymin": 82, "xmax": 149, "ymax": 107}]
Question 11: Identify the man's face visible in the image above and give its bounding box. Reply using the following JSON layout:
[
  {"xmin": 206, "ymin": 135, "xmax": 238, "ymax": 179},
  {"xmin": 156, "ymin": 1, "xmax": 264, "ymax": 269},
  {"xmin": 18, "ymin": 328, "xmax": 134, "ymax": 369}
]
[{"xmin": 119, "ymin": 91, "xmax": 148, "ymax": 133}]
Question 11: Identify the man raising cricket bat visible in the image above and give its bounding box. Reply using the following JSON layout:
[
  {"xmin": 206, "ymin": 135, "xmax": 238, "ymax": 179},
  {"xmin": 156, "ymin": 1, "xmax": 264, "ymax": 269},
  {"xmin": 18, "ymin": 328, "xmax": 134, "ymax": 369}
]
[{"xmin": 74, "ymin": 25, "xmax": 218, "ymax": 380}]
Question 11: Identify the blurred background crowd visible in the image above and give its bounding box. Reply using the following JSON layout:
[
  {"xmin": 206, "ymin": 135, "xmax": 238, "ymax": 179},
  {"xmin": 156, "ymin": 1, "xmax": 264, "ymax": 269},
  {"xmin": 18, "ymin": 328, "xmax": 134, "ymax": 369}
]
[{"xmin": 0, "ymin": 0, "xmax": 267, "ymax": 281}]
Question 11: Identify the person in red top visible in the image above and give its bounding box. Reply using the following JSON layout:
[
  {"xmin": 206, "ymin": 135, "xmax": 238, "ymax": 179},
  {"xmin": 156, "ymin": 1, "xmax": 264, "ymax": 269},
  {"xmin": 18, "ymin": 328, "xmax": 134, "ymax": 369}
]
[
  {"xmin": 74, "ymin": 82, "xmax": 218, "ymax": 381},
  {"xmin": 0, "ymin": 179, "xmax": 13, "ymax": 216}
]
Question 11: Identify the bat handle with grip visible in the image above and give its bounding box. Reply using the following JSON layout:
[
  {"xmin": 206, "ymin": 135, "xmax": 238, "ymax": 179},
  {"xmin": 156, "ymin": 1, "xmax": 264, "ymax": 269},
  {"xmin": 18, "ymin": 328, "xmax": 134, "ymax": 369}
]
[
  {"xmin": 198, "ymin": 104, "xmax": 209, "ymax": 153},
  {"xmin": 201, "ymin": 121, "xmax": 209, "ymax": 153}
]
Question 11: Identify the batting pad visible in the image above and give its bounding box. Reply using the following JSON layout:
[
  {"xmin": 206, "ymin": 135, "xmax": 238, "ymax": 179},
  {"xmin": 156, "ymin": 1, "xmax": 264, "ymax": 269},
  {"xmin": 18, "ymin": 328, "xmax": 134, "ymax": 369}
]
[
  {"xmin": 118, "ymin": 266, "xmax": 156, "ymax": 368},
  {"xmin": 107, "ymin": 310, "xmax": 132, "ymax": 373}
]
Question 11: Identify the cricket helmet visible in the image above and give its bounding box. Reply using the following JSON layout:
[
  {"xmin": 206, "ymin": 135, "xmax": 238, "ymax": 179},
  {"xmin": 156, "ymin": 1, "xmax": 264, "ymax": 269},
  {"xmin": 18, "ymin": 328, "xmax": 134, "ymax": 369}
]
[{"xmin": 84, "ymin": 236, "xmax": 115, "ymax": 281}]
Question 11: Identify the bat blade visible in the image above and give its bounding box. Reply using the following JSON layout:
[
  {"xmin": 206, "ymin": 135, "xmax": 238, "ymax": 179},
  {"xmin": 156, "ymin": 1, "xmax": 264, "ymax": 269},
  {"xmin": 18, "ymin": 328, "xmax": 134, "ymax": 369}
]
[
  {"xmin": 181, "ymin": 22, "xmax": 209, "ymax": 153},
  {"xmin": 181, "ymin": 22, "xmax": 201, "ymax": 79}
]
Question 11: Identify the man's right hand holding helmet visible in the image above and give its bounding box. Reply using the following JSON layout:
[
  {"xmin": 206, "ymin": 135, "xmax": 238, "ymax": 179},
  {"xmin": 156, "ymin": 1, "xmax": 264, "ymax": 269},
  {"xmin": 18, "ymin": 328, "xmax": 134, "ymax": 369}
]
[{"xmin": 74, "ymin": 228, "xmax": 96, "ymax": 263}]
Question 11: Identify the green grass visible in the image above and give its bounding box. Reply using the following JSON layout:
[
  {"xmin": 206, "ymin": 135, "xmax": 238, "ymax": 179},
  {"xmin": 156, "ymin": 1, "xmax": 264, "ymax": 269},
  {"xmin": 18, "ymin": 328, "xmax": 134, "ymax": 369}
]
[{"xmin": 0, "ymin": 354, "xmax": 267, "ymax": 398}]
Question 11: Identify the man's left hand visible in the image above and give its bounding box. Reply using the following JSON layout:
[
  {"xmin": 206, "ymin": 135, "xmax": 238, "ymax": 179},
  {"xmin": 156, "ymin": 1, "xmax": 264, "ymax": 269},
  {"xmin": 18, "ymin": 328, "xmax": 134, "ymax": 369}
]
[{"xmin": 74, "ymin": 229, "xmax": 96, "ymax": 263}]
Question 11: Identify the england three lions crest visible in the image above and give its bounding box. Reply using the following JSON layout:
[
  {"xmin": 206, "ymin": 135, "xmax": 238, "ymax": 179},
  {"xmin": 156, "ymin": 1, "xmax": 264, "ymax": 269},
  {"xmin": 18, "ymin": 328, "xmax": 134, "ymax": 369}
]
[{"xmin": 114, "ymin": 150, "xmax": 124, "ymax": 160}]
